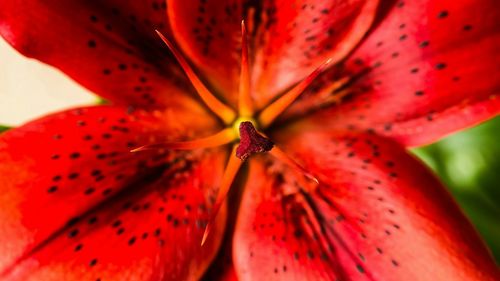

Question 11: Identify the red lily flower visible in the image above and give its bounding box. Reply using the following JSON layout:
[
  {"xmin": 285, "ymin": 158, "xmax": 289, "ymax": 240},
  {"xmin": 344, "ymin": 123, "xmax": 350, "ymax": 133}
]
[{"xmin": 0, "ymin": 0, "xmax": 499, "ymax": 280}]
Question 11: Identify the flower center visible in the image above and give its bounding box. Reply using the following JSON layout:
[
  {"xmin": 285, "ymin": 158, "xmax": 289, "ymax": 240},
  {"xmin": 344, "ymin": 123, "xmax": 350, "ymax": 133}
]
[{"xmin": 135, "ymin": 21, "xmax": 328, "ymax": 246}]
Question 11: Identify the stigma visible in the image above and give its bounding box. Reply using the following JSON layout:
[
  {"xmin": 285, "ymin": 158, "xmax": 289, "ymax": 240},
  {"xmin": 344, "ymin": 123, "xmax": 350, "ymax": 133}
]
[{"xmin": 235, "ymin": 121, "xmax": 274, "ymax": 161}]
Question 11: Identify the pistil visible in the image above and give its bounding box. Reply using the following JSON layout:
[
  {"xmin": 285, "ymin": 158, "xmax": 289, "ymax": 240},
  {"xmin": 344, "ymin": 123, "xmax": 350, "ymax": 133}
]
[{"xmin": 235, "ymin": 121, "xmax": 274, "ymax": 161}]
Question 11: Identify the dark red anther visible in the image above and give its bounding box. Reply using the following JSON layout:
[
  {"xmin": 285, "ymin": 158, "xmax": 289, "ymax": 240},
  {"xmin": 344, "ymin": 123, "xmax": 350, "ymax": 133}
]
[{"xmin": 236, "ymin": 122, "xmax": 274, "ymax": 161}]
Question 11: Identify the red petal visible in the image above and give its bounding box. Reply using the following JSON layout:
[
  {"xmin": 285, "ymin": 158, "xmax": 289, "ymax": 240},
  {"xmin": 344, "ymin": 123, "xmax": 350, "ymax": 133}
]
[
  {"xmin": 0, "ymin": 106, "xmax": 226, "ymax": 279},
  {"xmin": 0, "ymin": 1, "xmax": 197, "ymax": 108},
  {"xmin": 291, "ymin": 0, "xmax": 500, "ymax": 146},
  {"xmin": 233, "ymin": 132, "xmax": 499, "ymax": 280},
  {"xmin": 167, "ymin": 0, "xmax": 243, "ymax": 105},
  {"xmin": 167, "ymin": 1, "xmax": 379, "ymax": 108},
  {"xmin": 252, "ymin": 0, "xmax": 379, "ymax": 108}
]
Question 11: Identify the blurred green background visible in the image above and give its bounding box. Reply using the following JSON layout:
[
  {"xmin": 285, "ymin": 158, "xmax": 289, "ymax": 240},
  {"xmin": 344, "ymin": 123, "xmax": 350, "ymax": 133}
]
[
  {"xmin": 0, "ymin": 117, "xmax": 498, "ymax": 262},
  {"xmin": 0, "ymin": 125, "xmax": 9, "ymax": 133},
  {"xmin": 412, "ymin": 116, "xmax": 500, "ymax": 262}
]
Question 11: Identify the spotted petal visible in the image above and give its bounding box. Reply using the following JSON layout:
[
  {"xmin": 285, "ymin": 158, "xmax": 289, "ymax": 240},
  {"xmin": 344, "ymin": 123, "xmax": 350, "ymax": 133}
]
[
  {"xmin": 251, "ymin": 0, "xmax": 379, "ymax": 108},
  {"xmin": 233, "ymin": 131, "xmax": 499, "ymax": 280},
  {"xmin": 287, "ymin": 0, "xmax": 500, "ymax": 146},
  {"xmin": 167, "ymin": 0, "xmax": 379, "ymax": 107},
  {"xmin": 167, "ymin": 0, "xmax": 243, "ymax": 105},
  {"xmin": 0, "ymin": 0, "xmax": 198, "ymax": 108},
  {"xmin": 0, "ymin": 106, "xmax": 227, "ymax": 280}
]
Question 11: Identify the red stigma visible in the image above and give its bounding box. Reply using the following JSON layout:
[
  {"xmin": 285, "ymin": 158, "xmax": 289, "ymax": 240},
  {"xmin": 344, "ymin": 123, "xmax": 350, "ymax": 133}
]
[{"xmin": 236, "ymin": 122, "xmax": 274, "ymax": 161}]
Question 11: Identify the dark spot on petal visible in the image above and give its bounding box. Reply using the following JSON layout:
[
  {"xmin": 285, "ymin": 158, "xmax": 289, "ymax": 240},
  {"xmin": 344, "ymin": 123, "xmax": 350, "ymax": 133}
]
[
  {"xmin": 419, "ymin": 41, "xmax": 429, "ymax": 48},
  {"xmin": 70, "ymin": 152, "xmax": 81, "ymax": 159},
  {"xmin": 128, "ymin": 236, "xmax": 136, "ymax": 245},
  {"xmin": 84, "ymin": 187, "xmax": 95, "ymax": 195},
  {"xmin": 102, "ymin": 188, "xmax": 113, "ymax": 196},
  {"xmin": 112, "ymin": 220, "xmax": 122, "ymax": 228},
  {"xmin": 435, "ymin": 63, "xmax": 447, "ymax": 70},
  {"xmin": 88, "ymin": 217, "xmax": 98, "ymax": 224},
  {"xmin": 437, "ymin": 10, "xmax": 448, "ymax": 19},
  {"xmin": 307, "ymin": 250, "xmax": 314, "ymax": 259},
  {"xmin": 68, "ymin": 229, "xmax": 79, "ymax": 238}
]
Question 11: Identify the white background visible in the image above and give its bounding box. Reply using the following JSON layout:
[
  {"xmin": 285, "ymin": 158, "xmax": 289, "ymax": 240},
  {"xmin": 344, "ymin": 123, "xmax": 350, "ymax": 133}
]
[{"xmin": 0, "ymin": 39, "xmax": 96, "ymax": 126}]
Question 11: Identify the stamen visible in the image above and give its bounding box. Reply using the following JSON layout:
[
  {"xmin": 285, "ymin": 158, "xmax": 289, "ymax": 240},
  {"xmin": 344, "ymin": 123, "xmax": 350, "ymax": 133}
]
[
  {"xmin": 238, "ymin": 20, "xmax": 253, "ymax": 117},
  {"xmin": 258, "ymin": 58, "xmax": 333, "ymax": 128},
  {"xmin": 130, "ymin": 128, "xmax": 236, "ymax": 152},
  {"xmin": 315, "ymin": 76, "xmax": 351, "ymax": 101},
  {"xmin": 269, "ymin": 146, "xmax": 319, "ymax": 187},
  {"xmin": 320, "ymin": 88, "xmax": 351, "ymax": 106},
  {"xmin": 155, "ymin": 30, "xmax": 236, "ymax": 124},
  {"xmin": 201, "ymin": 145, "xmax": 242, "ymax": 246}
]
